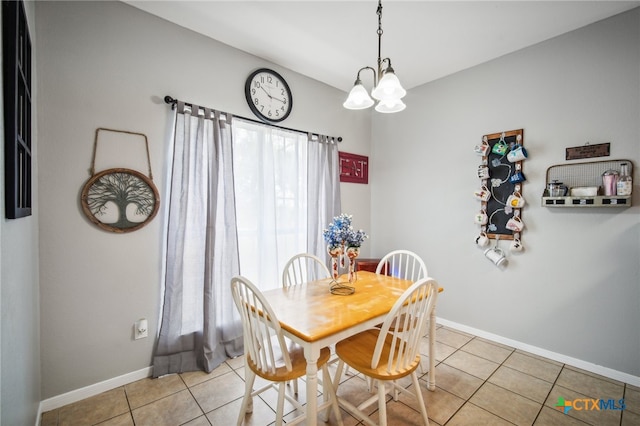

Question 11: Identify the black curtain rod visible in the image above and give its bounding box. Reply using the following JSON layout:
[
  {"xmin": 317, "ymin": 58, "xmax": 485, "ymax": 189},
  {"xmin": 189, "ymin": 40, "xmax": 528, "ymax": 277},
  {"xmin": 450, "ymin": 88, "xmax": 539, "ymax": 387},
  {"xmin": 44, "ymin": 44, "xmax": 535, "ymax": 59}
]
[{"xmin": 163, "ymin": 96, "xmax": 342, "ymax": 142}]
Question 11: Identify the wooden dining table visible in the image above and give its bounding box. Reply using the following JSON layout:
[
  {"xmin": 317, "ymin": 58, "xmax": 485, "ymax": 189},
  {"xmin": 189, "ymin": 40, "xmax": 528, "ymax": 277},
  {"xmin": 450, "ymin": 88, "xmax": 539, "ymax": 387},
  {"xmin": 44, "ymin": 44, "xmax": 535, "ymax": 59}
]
[{"xmin": 261, "ymin": 271, "xmax": 442, "ymax": 426}]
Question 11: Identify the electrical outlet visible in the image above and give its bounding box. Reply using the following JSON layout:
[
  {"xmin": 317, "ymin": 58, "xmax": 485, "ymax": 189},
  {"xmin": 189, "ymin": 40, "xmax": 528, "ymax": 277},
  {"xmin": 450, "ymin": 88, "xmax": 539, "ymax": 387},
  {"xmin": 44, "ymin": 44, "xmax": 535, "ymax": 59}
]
[{"xmin": 135, "ymin": 318, "xmax": 148, "ymax": 340}]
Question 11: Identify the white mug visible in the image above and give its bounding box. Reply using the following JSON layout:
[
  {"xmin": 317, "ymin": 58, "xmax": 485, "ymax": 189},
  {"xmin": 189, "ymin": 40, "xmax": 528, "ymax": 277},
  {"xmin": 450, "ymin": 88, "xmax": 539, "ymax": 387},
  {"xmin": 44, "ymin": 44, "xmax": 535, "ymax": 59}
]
[
  {"xmin": 474, "ymin": 186, "xmax": 491, "ymax": 201},
  {"xmin": 506, "ymin": 192, "xmax": 526, "ymax": 208},
  {"xmin": 484, "ymin": 247, "xmax": 507, "ymax": 267},
  {"xmin": 507, "ymin": 145, "xmax": 528, "ymax": 163},
  {"xmin": 510, "ymin": 238, "xmax": 524, "ymax": 252},
  {"xmin": 475, "ymin": 232, "xmax": 490, "ymax": 247},
  {"xmin": 474, "ymin": 210, "xmax": 488, "ymax": 225},
  {"xmin": 474, "ymin": 141, "xmax": 490, "ymax": 156},
  {"xmin": 477, "ymin": 166, "xmax": 490, "ymax": 179},
  {"xmin": 506, "ymin": 216, "xmax": 525, "ymax": 232}
]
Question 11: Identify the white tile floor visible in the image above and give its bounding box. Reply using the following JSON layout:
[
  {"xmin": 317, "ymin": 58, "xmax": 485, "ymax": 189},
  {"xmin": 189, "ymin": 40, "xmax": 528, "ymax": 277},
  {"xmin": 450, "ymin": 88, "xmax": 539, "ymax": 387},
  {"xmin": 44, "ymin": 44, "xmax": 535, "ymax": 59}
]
[{"xmin": 41, "ymin": 325, "xmax": 640, "ymax": 426}]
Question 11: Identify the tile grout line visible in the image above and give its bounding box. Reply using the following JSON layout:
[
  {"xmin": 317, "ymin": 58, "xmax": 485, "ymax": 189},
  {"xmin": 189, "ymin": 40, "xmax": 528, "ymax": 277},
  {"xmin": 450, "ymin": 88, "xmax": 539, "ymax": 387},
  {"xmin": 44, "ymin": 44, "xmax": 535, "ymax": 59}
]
[
  {"xmin": 179, "ymin": 373, "xmax": 211, "ymax": 426},
  {"xmin": 442, "ymin": 336, "xmax": 519, "ymax": 426}
]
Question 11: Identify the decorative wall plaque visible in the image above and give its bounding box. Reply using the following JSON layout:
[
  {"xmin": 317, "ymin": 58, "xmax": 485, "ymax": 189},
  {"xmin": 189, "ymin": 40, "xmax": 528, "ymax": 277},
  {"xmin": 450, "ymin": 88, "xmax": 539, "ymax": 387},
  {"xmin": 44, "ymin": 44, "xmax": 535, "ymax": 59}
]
[
  {"xmin": 566, "ymin": 143, "xmax": 610, "ymax": 160},
  {"xmin": 80, "ymin": 128, "xmax": 159, "ymax": 233},
  {"xmin": 339, "ymin": 151, "xmax": 369, "ymax": 184}
]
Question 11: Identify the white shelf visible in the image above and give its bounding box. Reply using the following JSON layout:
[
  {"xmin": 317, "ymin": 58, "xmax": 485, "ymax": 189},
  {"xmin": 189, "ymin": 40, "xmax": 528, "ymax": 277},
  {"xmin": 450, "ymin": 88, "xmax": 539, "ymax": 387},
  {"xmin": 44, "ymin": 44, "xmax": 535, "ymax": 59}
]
[{"xmin": 542, "ymin": 159, "xmax": 633, "ymax": 208}]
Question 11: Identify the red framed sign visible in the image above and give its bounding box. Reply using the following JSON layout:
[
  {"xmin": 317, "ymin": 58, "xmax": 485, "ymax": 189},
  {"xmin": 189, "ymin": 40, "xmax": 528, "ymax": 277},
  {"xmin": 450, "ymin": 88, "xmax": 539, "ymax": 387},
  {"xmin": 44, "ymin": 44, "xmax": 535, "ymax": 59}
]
[{"xmin": 339, "ymin": 151, "xmax": 369, "ymax": 184}]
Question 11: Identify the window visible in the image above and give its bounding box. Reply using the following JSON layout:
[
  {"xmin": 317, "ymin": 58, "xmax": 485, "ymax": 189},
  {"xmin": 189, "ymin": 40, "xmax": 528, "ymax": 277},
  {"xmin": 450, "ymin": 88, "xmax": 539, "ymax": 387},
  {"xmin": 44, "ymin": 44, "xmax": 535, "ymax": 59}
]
[
  {"xmin": 3, "ymin": 0, "xmax": 32, "ymax": 218},
  {"xmin": 232, "ymin": 119, "xmax": 308, "ymax": 289}
]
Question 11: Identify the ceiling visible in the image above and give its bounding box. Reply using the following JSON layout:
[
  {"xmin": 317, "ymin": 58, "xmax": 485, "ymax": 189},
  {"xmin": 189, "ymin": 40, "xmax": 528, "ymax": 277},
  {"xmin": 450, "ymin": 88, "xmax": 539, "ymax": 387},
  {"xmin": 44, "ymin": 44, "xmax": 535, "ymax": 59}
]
[{"xmin": 125, "ymin": 1, "xmax": 640, "ymax": 92}]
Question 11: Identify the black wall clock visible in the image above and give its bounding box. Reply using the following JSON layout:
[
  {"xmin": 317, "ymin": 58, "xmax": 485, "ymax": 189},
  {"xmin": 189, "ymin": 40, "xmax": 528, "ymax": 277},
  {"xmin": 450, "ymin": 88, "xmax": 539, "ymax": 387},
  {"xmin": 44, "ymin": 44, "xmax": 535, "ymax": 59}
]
[{"xmin": 245, "ymin": 68, "xmax": 293, "ymax": 123}]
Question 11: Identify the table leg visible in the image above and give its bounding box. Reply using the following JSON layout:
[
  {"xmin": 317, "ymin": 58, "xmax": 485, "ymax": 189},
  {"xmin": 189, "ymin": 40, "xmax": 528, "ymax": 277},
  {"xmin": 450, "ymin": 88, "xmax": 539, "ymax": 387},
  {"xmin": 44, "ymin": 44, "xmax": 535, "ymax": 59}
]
[
  {"xmin": 304, "ymin": 345, "xmax": 320, "ymax": 426},
  {"xmin": 428, "ymin": 309, "xmax": 436, "ymax": 391}
]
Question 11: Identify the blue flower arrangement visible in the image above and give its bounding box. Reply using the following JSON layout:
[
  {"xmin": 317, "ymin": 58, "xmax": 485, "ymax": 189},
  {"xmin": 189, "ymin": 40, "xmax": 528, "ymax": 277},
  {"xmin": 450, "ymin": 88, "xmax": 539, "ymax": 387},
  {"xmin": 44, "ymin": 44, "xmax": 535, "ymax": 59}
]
[{"xmin": 323, "ymin": 214, "xmax": 368, "ymax": 248}]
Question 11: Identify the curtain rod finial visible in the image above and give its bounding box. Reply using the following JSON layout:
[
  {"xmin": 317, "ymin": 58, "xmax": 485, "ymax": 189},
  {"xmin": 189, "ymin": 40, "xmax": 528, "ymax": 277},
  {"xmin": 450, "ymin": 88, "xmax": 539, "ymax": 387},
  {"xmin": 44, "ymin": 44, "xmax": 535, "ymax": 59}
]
[{"xmin": 164, "ymin": 96, "xmax": 176, "ymax": 105}]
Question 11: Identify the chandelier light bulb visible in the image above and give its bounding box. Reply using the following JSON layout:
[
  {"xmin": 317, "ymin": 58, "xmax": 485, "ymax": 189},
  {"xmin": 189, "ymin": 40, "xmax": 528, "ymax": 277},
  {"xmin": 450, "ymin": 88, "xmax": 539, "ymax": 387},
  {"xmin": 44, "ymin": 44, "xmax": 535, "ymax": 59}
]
[
  {"xmin": 375, "ymin": 98, "xmax": 406, "ymax": 113},
  {"xmin": 371, "ymin": 70, "xmax": 406, "ymax": 101},
  {"xmin": 343, "ymin": 83, "xmax": 375, "ymax": 110}
]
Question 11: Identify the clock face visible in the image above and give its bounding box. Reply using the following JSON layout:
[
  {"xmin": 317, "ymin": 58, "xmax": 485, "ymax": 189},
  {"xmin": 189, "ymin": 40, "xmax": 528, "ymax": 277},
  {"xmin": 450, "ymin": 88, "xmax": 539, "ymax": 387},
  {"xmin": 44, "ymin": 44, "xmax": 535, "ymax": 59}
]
[{"xmin": 245, "ymin": 68, "xmax": 293, "ymax": 122}]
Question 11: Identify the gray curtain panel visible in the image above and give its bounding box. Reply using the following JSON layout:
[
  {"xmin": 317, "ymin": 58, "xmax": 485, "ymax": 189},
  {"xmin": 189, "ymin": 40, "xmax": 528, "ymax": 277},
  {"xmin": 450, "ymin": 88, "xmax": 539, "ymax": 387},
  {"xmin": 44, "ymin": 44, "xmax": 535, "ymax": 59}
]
[
  {"xmin": 153, "ymin": 102, "xmax": 242, "ymax": 377},
  {"xmin": 307, "ymin": 134, "xmax": 342, "ymax": 266}
]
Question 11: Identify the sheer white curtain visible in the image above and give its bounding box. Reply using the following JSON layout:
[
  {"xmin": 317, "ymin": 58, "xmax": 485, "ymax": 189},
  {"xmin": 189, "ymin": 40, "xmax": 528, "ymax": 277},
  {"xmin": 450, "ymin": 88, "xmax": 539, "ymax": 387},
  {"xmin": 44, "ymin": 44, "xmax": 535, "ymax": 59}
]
[
  {"xmin": 153, "ymin": 103, "xmax": 242, "ymax": 377},
  {"xmin": 232, "ymin": 119, "xmax": 310, "ymax": 290},
  {"xmin": 307, "ymin": 134, "xmax": 342, "ymax": 265}
]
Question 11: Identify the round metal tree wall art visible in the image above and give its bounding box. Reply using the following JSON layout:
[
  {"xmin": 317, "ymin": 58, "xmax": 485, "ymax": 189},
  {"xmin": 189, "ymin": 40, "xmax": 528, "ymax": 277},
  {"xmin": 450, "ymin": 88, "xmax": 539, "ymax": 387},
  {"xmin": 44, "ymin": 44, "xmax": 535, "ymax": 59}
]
[{"xmin": 81, "ymin": 168, "xmax": 159, "ymax": 233}]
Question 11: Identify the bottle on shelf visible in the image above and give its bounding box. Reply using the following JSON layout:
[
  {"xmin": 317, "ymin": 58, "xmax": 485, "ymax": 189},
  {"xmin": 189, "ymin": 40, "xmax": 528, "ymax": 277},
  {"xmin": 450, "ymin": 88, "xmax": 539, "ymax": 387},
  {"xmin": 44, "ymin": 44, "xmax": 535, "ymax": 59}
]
[{"xmin": 616, "ymin": 162, "xmax": 633, "ymax": 196}]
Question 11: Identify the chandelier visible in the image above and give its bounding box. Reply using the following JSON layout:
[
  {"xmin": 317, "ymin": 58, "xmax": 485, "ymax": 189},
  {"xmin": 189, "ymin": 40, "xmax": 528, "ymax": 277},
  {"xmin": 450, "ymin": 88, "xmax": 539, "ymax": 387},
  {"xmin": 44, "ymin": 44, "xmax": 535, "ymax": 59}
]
[{"xmin": 343, "ymin": 0, "xmax": 406, "ymax": 113}]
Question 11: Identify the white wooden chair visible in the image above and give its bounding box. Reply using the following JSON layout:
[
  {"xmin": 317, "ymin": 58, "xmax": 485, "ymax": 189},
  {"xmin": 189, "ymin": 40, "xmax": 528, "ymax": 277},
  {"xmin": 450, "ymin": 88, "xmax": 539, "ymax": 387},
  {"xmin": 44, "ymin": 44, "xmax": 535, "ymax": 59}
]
[
  {"xmin": 375, "ymin": 249, "xmax": 427, "ymax": 281},
  {"xmin": 334, "ymin": 278, "xmax": 439, "ymax": 426},
  {"xmin": 376, "ymin": 249, "xmax": 430, "ymax": 375},
  {"xmin": 282, "ymin": 253, "xmax": 331, "ymax": 288},
  {"xmin": 231, "ymin": 276, "xmax": 343, "ymax": 426}
]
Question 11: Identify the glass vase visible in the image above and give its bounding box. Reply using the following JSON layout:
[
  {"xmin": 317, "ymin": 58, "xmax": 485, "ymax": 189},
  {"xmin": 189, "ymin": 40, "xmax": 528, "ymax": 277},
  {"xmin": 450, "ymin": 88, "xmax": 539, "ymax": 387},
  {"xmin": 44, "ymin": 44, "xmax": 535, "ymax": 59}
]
[
  {"xmin": 345, "ymin": 246, "xmax": 360, "ymax": 283},
  {"xmin": 327, "ymin": 245, "xmax": 343, "ymax": 280}
]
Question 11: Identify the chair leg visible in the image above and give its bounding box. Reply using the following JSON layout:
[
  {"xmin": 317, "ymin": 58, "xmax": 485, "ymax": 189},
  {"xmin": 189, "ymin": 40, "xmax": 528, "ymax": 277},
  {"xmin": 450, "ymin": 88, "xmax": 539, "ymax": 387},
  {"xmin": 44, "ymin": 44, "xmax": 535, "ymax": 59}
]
[
  {"xmin": 276, "ymin": 382, "xmax": 286, "ymax": 426},
  {"xmin": 377, "ymin": 381, "xmax": 387, "ymax": 426},
  {"xmin": 322, "ymin": 365, "xmax": 345, "ymax": 426},
  {"xmin": 333, "ymin": 360, "xmax": 345, "ymax": 392},
  {"xmin": 237, "ymin": 369, "xmax": 256, "ymax": 426},
  {"xmin": 411, "ymin": 371, "xmax": 430, "ymax": 426}
]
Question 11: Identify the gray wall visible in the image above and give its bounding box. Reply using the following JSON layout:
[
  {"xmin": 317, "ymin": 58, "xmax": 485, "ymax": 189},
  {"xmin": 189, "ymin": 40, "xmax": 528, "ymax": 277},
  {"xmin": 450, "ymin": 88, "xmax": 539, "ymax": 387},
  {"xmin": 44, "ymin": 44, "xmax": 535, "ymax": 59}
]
[
  {"xmin": 371, "ymin": 8, "xmax": 640, "ymax": 377},
  {"xmin": 35, "ymin": 1, "xmax": 370, "ymax": 400},
  {"xmin": 4, "ymin": 2, "xmax": 636, "ymax": 422},
  {"xmin": 0, "ymin": 1, "xmax": 41, "ymax": 425}
]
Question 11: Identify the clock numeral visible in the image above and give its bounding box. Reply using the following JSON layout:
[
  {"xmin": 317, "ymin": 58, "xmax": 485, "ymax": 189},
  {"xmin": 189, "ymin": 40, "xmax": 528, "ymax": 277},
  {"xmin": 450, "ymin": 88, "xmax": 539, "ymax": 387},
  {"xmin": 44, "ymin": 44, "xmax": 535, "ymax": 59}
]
[{"xmin": 254, "ymin": 98, "xmax": 259, "ymax": 106}]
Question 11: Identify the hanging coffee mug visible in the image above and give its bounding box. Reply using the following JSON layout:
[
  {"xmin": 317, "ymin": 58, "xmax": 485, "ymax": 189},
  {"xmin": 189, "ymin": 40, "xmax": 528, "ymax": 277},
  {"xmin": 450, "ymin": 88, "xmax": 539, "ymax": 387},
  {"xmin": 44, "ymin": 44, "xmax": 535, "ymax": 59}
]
[
  {"xmin": 477, "ymin": 166, "xmax": 490, "ymax": 179},
  {"xmin": 475, "ymin": 232, "xmax": 490, "ymax": 247},
  {"xmin": 484, "ymin": 247, "xmax": 507, "ymax": 267},
  {"xmin": 507, "ymin": 145, "xmax": 528, "ymax": 163},
  {"xmin": 474, "ymin": 185, "xmax": 491, "ymax": 201},
  {"xmin": 474, "ymin": 210, "xmax": 488, "ymax": 225},
  {"xmin": 506, "ymin": 216, "xmax": 525, "ymax": 232},
  {"xmin": 492, "ymin": 140, "xmax": 508, "ymax": 155},
  {"xmin": 474, "ymin": 140, "xmax": 490, "ymax": 156},
  {"xmin": 509, "ymin": 171, "xmax": 526, "ymax": 184},
  {"xmin": 506, "ymin": 191, "xmax": 525, "ymax": 208},
  {"xmin": 510, "ymin": 238, "xmax": 524, "ymax": 252}
]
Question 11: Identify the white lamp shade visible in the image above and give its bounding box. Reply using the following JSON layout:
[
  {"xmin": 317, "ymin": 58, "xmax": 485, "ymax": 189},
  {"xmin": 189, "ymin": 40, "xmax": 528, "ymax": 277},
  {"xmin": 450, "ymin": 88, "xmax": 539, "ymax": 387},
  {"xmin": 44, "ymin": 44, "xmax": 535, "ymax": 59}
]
[
  {"xmin": 343, "ymin": 83, "xmax": 375, "ymax": 109},
  {"xmin": 375, "ymin": 98, "xmax": 406, "ymax": 113},
  {"xmin": 371, "ymin": 71, "xmax": 406, "ymax": 101}
]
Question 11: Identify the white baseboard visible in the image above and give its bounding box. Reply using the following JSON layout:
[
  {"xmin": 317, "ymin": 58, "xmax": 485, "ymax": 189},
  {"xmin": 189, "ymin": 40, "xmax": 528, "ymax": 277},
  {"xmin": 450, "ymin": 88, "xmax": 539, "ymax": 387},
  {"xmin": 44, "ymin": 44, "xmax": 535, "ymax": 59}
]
[
  {"xmin": 437, "ymin": 317, "xmax": 640, "ymax": 387},
  {"xmin": 38, "ymin": 366, "xmax": 153, "ymax": 416}
]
